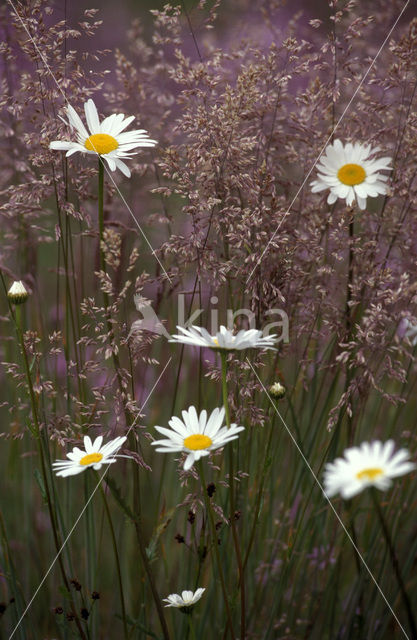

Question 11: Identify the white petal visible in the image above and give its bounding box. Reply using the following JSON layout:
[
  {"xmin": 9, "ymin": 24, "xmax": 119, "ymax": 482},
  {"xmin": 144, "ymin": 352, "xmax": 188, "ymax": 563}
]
[
  {"xmin": 50, "ymin": 141, "xmax": 75, "ymax": 151},
  {"xmin": 183, "ymin": 452, "xmax": 196, "ymax": 471},
  {"xmin": 104, "ymin": 156, "xmax": 117, "ymax": 171},
  {"xmin": 56, "ymin": 466, "xmax": 85, "ymax": 477},
  {"xmin": 112, "ymin": 114, "xmax": 135, "ymax": 135},
  {"xmin": 84, "ymin": 99, "xmax": 101, "ymax": 134},
  {"xmin": 65, "ymin": 145, "xmax": 85, "ymax": 157},
  {"xmin": 114, "ymin": 158, "xmax": 131, "ymax": 177},
  {"xmin": 66, "ymin": 104, "xmax": 89, "ymax": 139},
  {"xmin": 84, "ymin": 436, "xmax": 93, "ymax": 453}
]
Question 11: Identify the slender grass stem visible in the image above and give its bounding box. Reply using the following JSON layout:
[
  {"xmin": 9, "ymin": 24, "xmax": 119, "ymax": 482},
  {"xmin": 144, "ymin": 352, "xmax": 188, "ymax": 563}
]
[
  {"xmin": 371, "ymin": 490, "xmax": 417, "ymax": 640},
  {"xmin": 241, "ymin": 408, "xmax": 275, "ymax": 575},
  {"xmin": 221, "ymin": 353, "xmax": 246, "ymax": 640},
  {"xmin": 134, "ymin": 520, "xmax": 171, "ymax": 640},
  {"xmin": 345, "ymin": 212, "xmax": 354, "ymax": 446},
  {"xmin": 188, "ymin": 614, "xmax": 197, "ymax": 640},
  {"xmin": 98, "ymin": 159, "xmax": 105, "ymax": 275},
  {"xmin": 198, "ymin": 461, "xmax": 236, "ymax": 640},
  {"xmin": 97, "ymin": 481, "xmax": 129, "ymax": 640},
  {"xmin": 0, "ymin": 274, "xmax": 87, "ymax": 640},
  {"xmin": 96, "ymin": 158, "xmax": 170, "ymax": 638},
  {"xmin": 104, "ymin": 475, "xmax": 170, "ymax": 640}
]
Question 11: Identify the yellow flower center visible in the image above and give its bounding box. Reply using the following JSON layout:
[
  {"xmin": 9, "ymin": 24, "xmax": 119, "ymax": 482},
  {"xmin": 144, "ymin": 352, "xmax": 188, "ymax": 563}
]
[
  {"xmin": 85, "ymin": 133, "xmax": 118, "ymax": 155},
  {"xmin": 183, "ymin": 434, "xmax": 213, "ymax": 450},
  {"xmin": 356, "ymin": 467, "xmax": 384, "ymax": 481},
  {"xmin": 337, "ymin": 163, "xmax": 366, "ymax": 186},
  {"xmin": 212, "ymin": 338, "xmax": 219, "ymax": 346},
  {"xmin": 79, "ymin": 452, "xmax": 104, "ymax": 466}
]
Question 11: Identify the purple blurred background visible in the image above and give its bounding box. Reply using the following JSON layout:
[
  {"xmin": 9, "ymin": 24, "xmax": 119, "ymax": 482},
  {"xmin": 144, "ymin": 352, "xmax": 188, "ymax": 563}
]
[{"xmin": 60, "ymin": 0, "xmax": 417, "ymax": 70}]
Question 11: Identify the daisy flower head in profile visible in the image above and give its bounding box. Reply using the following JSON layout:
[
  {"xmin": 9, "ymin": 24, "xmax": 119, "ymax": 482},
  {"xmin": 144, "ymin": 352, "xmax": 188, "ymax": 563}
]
[
  {"xmin": 310, "ymin": 140, "xmax": 392, "ymax": 210},
  {"xmin": 323, "ymin": 440, "xmax": 415, "ymax": 500},
  {"xmin": 53, "ymin": 435, "xmax": 127, "ymax": 477},
  {"xmin": 163, "ymin": 588, "xmax": 205, "ymax": 613},
  {"xmin": 49, "ymin": 99, "xmax": 157, "ymax": 177},
  {"xmin": 151, "ymin": 406, "xmax": 244, "ymax": 471},
  {"xmin": 169, "ymin": 325, "xmax": 277, "ymax": 351}
]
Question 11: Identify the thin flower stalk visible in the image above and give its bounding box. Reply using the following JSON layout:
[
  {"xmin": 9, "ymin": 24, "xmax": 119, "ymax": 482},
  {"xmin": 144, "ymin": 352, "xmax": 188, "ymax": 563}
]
[
  {"xmin": 188, "ymin": 616, "xmax": 197, "ymax": 640},
  {"xmin": 104, "ymin": 477, "xmax": 171, "ymax": 640},
  {"xmin": 371, "ymin": 490, "xmax": 417, "ymax": 640},
  {"xmin": 51, "ymin": 168, "xmax": 85, "ymax": 405},
  {"xmin": 241, "ymin": 406, "xmax": 276, "ymax": 576},
  {"xmin": 98, "ymin": 159, "xmax": 105, "ymax": 275},
  {"xmin": 97, "ymin": 481, "xmax": 129, "ymax": 640},
  {"xmin": 198, "ymin": 461, "xmax": 236, "ymax": 640},
  {"xmin": 0, "ymin": 273, "xmax": 87, "ymax": 640},
  {"xmin": 221, "ymin": 352, "xmax": 246, "ymax": 640}
]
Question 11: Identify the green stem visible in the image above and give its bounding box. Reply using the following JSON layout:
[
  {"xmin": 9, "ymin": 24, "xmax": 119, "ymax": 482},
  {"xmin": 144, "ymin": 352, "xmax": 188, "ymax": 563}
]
[
  {"xmin": 133, "ymin": 520, "xmax": 171, "ymax": 640},
  {"xmin": 0, "ymin": 274, "xmax": 87, "ymax": 640},
  {"xmin": 221, "ymin": 353, "xmax": 246, "ymax": 640},
  {"xmin": 130, "ymin": 442, "xmax": 171, "ymax": 640},
  {"xmin": 346, "ymin": 213, "xmax": 354, "ymax": 445},
  {"xmin": 97, "ymin": 482, "xmax": 128, "ymax": 640},
  {"xmin": 96, "ymin": 161, "xmax": 169, "ymax": 637},
  {"xmin": 97, "ymin": 159, "xmax": 127, "ymax": 399},
  {"xmin": 241, "ymin": 409, "xmax": 275, "ymax": 574},
  {"xmin": 371, "ymin": 490, "xmax": 417, "ymax": 640},
  {"xmin": 188, "ymin": 615, "xmax": 197, "ymax": 640},
  {"xmin": 103, "ymin": 475, "xmax": 170, "ymax": 640},
  {"xmin": 198, "ymin": 461, "xmax": 236, "ymax": 639},
  {"xmin": 98, "ymin": 159, "xmax": 105, "ymax": 275}
]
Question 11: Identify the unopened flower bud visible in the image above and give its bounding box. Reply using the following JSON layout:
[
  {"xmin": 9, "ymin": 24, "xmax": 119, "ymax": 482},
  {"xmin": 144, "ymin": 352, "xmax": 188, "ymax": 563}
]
[
  {"xmin": 207, "ymin": 482, "xmax": 216, "ymax": 498},
  {"xmin": 7, "ymin": 281, "xmax": 29, "ymax": 305},
  {"xmin": 70, "ymin": 579, "xmax": 82, "ymax": 592},
  {"xmin": 269, "ymin": 382, "xmax": 286, "ymax": 399}
]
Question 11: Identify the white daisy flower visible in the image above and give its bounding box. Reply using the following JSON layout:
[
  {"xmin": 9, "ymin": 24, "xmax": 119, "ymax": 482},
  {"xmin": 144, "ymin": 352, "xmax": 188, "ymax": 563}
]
[
  {"xmin": 49, "ymin": 99, "xmax": 157, "ymax": 177},
  {"xmin": 53, "ymin": 435, "xmax": 127, "ymax": 477},
  {"xmin": 310, "ymin": 140, "xmax": 392, "ymax": 210},
  {"xmin": 151, "ymin": 406, "xmax": 244, "ymax": 471},
  {"xmin": 323, "ymin": 440, "xmax": 415, "ymax": 500},
  {"xmin": 163, "ymin": 588, "xmax": 205, "ymax": 610},
  {"xmin": 169, "ymin": 325, "xmax": 277, "ymax": 351}
]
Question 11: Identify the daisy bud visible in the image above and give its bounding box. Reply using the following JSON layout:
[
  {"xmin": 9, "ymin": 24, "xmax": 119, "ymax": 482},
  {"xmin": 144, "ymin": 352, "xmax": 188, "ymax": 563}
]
[
  {"xmin": 70, "ymin": 579, "xmax": 82, "ymax": 592},
  {"xmin": 269, "ymin": 382, "xmax": 286, "ymax": 399},
  {"xmin": 7, "ymin": 281, "xmax": 29, "ymax": 305},
  {"xmin": 206, "ymin": 482, "xmax": 216, "ymax": 498}
]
